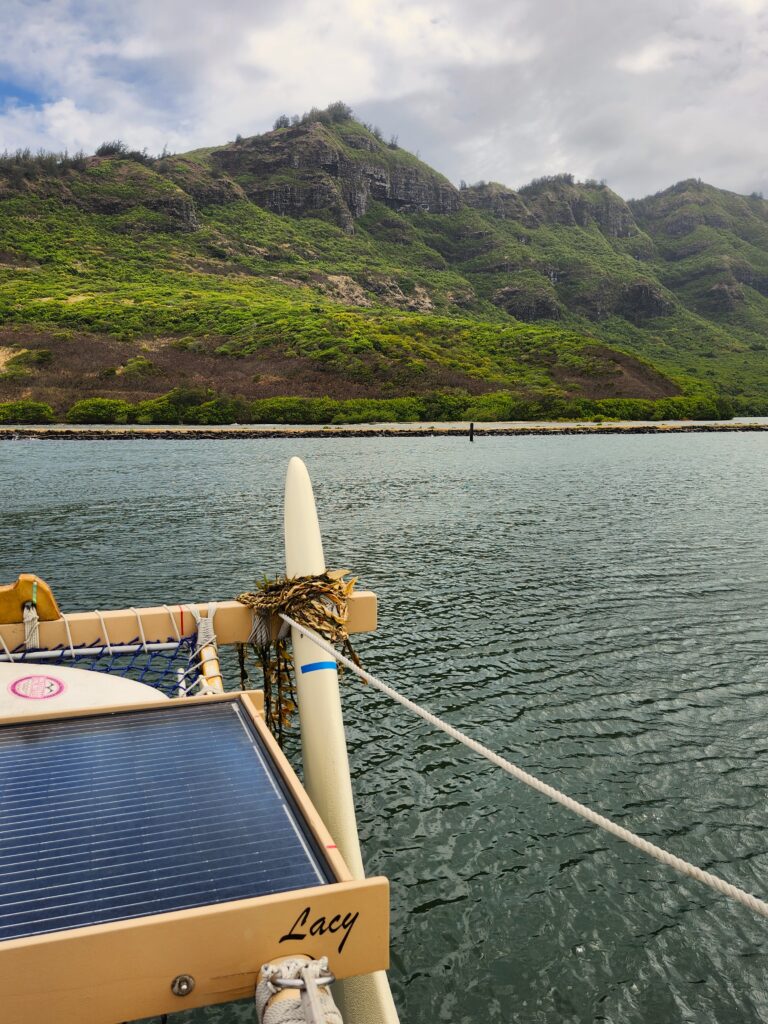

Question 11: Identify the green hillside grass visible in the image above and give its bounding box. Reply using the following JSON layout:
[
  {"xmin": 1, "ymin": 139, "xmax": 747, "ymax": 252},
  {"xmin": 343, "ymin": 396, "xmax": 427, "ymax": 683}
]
[{"xmin": 1, "ymin": 110, "xmax": 768, "ymax": 421}]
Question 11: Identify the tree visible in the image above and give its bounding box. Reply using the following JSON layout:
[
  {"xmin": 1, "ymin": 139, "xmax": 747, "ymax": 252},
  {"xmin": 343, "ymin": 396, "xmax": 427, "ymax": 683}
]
[
  {"xmin": 0, "ymin": 400, "xmax": 55, "ymax": 424},
  {"xmin": 325, "ymin": 101, "xmax": 353, "ymax": 122},
  {"xmin": 66, "ymin": 398, "xmax": 131, "ymax": 424},
  {"xmin": 272, "ymin": 115, "xmax": 290, "ymax": 130},
  {"xmin": 95, "ymin": 140, "xmax": 129, "ymax": 157}
]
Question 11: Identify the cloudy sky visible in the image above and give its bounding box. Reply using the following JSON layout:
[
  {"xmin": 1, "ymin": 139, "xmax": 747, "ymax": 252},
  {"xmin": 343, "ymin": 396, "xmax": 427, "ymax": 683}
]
[{"xmin": 1, "ymin": 0, "xmax": 766, "ymax": 199}]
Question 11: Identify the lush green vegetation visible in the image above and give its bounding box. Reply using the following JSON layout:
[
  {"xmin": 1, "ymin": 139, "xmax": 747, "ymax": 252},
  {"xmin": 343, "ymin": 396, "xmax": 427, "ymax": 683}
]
[
  {"xmin": 1, "ymin": 107, "xmax": 768, "ymax": 421},
  {"xmin": 7, "ymin": 388, "xmax": 730, "ymax": 426},
  {"xmin": 0, "ymin": 399, "xmax": 55, "ymax": 423}
]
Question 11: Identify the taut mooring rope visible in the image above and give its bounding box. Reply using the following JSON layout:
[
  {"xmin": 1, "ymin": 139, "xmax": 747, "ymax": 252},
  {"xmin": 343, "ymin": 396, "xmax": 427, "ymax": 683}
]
[{"xmin": 280, "ymin": 612, "xmax": 768, "ymax": 922}]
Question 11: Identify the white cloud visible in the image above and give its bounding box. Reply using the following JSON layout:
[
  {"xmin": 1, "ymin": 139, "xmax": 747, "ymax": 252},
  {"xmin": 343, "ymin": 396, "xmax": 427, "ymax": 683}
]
[
  {"xmin": 0, "ymin": 0, "xmax": 767, "ymax": 198},
  {"xmin": 707, "ymin": 0, "xmax": 767, "ymax": 13},
  {"xmin": 0, "ymin": 0, "xmax": 535, "ymax": 153},
  {"xmin": 616, "ymin": 39, "xmax": 697, "ymax": 74}
]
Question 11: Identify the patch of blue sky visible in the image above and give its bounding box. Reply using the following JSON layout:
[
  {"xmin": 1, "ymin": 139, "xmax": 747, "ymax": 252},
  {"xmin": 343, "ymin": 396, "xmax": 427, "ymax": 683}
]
[
  {"xmin": 90, "ymin": 55, "xmax": 188, "ymax": 114},
  {"xmin": 0, "ymin": 80, "xmax": 45, "ymax": 109}
]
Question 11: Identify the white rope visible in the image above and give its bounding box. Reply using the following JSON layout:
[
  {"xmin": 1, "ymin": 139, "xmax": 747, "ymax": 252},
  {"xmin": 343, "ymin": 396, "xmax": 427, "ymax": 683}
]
[
  {"xmin": 281, "ymin": 612, "xmax": 768, "ymax": 922},
  {"xmin": 22, "ymin": 603, "xmax": 39, "ymax": 649},
  {"xmin": 163, "ymin": 604, "xmax": 181, "ymax": 642},
  {"xmin": 185, "ymin": 603, "xmax": 217, "ymax": 650},
  {"xmin": 62, "ymin": 614, "xmax": 76, "ymax": 659},
  {"xmin": 94, "ymin": 610, "xmax": 113, "ymax": 655},
  {"xmin": 131, "ymin": 607, "xmax": 148, "ymax": 652},
  {"xmin": 179, "ymin": 604, "xmax": 220, "ymax": 696},
  {"xmin": 255, "ymin": 956, "xmax": 340, "ymax": 1024},
  {"xmin": 248, "ymin": 612, "xmax": 273, "ymax": 647}
]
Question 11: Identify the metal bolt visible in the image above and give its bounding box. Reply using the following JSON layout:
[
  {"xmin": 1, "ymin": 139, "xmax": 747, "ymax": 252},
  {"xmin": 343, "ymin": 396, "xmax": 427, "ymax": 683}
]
[{"xmin": 171, "ymin": 974, "xmax": 195, "ymax": 997}]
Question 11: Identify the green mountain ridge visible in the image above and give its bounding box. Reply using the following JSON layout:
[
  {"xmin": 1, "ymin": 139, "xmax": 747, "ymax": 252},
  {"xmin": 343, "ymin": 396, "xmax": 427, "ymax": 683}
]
[{"xmin": 1, "ymin": 106, "xmax": 767, "ymax": 422}]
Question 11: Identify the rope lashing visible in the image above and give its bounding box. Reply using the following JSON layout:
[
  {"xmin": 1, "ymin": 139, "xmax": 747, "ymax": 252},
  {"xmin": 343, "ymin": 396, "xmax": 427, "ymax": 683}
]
[
  {"xmin": 186, "ymin": 603, "xmax": 217, "ymax": 650},
  {"xmin": 62, "ymin": 613, "xmax": 76, "ymax": 659},
  {"xmin": 236, "ymin": 573, "xmax": 360, "ymax": 745},
  {"xmin": 180, "ymin": 604, "xmax": 221, "ymax": 695},
  {"xmin": 95, "ymin": 610, "xmax": 114, "ymax": 655},
  {"xmin": 22, "ymin": 603, "xmax": 39, "ymax": 650},
  {"xmin": 130, "ymin": 607, "xmax": 149, "ymax": 652},
  {"xmin": 22, "ymin": 578, "xmax": 39, "ymax": 649},
  {"xmin": 237, "ymin": 573, "xmax": 358, "ymax": 651},
  {"xmin": 0, "ymin": 603, "xmax": 214, "ymax": 696},
  {"xmin": 162, "ymin": 604, "xmax": 181, "ymax": 642},
  {"xmin": 248, "ymin": 611, "xmax": 277, "ymax": 647},
  {"xmin": 255, "ymin": 956, "xmax": 341, "ymax": 1024},
  {"xmin": 281, "ymin": 612, "xmax": 768, "ymax": 923}
]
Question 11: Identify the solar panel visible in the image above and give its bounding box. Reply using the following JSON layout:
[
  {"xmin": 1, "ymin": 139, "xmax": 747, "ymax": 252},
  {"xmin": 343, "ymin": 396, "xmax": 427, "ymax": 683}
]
[{"xmin": 0, "ymin": 701, "xmax": 335, "ymax": 942}]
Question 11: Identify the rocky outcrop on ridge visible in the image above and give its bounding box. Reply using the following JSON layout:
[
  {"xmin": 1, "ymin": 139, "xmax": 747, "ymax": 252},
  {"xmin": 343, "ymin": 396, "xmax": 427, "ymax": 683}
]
[{"xmin": 211, "ymin": 122, "xmax": 460, "ymax": 232}]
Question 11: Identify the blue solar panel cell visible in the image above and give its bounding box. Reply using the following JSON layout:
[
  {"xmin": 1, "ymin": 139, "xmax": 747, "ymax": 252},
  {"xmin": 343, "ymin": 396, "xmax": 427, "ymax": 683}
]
[{"xmin": 0, "ymin": 701, "xmax": 334, "ymax": 942}]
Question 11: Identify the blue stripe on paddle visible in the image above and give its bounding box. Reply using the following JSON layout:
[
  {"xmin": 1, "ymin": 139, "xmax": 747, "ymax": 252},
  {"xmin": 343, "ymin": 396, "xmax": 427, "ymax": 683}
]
[{"xmin": 300, "ymin": 660, "xmax": 337, "ymax": 674}]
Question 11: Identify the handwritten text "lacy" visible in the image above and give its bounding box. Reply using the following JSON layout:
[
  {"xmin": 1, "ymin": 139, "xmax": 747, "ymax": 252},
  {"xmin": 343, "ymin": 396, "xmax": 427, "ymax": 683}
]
[{"xmin": 279, "ymin": 907, "xmax": 360, "ymax": 953}]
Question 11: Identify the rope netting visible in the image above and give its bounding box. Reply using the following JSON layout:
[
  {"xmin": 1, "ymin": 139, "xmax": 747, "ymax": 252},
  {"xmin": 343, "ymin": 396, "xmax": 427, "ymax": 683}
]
[{"xmin": 1, "ymin": 635, "xmax": 201, "ymax": 697}]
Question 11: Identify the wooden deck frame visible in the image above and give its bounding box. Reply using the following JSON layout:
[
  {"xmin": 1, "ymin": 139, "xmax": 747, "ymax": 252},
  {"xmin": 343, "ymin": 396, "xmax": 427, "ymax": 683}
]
[
  {"xmin": 0, "ymin": 588, "xmax": 377, "ymax": 654},
  {"xmin": 0, "ymin": 692, "xmax": 390, "ymax": 1024}
]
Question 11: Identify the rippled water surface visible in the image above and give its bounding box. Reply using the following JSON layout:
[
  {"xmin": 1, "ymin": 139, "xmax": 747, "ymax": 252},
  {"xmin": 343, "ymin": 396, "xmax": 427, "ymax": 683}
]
[{"xmin": 2, "ymin": 434, "xmax": 768, "ymax": 1024}]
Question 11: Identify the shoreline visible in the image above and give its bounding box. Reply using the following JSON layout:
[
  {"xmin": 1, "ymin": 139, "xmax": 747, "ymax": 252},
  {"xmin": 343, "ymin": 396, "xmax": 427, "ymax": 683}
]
[{"xmin": 2, "ymin": 420, "xmax": 768, "ymax": 439}]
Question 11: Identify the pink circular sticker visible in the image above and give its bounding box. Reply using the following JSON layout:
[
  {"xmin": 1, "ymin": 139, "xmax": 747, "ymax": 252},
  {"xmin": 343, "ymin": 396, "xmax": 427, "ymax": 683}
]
[{"xmin": 9, "ymin": 675, "xmax": 66, "ymax": 700}]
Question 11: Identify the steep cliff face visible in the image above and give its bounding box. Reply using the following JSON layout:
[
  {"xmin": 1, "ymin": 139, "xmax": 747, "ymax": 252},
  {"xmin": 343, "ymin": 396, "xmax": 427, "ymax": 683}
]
[
  {"xmin": 517, "ymin": 176, "xmax": 642, "ymax": 239},
  {"xmin": 461, "ymin": 181, "xmax": 538, "ymax": 226},
  {"xmin": 412, "ymin": 176, "xmax": 671, "ymax": 324},
  {"xmin": 630, "ymin": 180, "xmax": 768, "ymax": 326},
  {"xmin": 461, "ymin": 177, "xmax": 641, "ymax": 239},
  {"xmin": 210, "ymin": 120, "xmax": 460, "ymax": 232}
]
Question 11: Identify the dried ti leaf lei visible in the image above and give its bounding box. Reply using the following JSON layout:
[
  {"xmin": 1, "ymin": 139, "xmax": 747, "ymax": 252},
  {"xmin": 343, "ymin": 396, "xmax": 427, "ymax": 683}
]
[{"xmin": 236, "ymin": 571, "xmax": 361, "ymax": 746}]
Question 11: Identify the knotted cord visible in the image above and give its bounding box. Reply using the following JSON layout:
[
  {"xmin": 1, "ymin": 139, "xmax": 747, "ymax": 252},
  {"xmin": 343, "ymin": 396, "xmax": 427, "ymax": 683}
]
[{"xmin": 236, "ymin": 573, "xmax": 360, "ymax": 744}]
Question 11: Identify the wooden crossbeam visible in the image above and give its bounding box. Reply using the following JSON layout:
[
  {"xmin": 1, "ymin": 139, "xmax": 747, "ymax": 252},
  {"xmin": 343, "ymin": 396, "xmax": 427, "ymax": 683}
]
[{"xmin": 0, "ymin": 591, "xmax": 377, "ymax": 653}]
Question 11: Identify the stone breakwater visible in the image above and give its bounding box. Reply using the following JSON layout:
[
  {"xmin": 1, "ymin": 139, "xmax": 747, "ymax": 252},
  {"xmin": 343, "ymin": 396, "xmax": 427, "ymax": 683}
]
[{"xmin": 2, "ymin": 423, "xmax": 768, "ymax": 440}]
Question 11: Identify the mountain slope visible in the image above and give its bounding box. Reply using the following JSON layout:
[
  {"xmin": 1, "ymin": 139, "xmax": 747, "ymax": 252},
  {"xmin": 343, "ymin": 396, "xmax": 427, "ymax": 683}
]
[{"xmin": 1, "ymin": 109, "xmax": 767, "ymax": 420}]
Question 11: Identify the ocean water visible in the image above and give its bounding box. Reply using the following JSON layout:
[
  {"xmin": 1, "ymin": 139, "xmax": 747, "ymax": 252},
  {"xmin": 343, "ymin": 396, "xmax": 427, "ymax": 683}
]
[{"xmin": 2, "ymin": 433, "xmax": 768, "ymax": 1024}]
